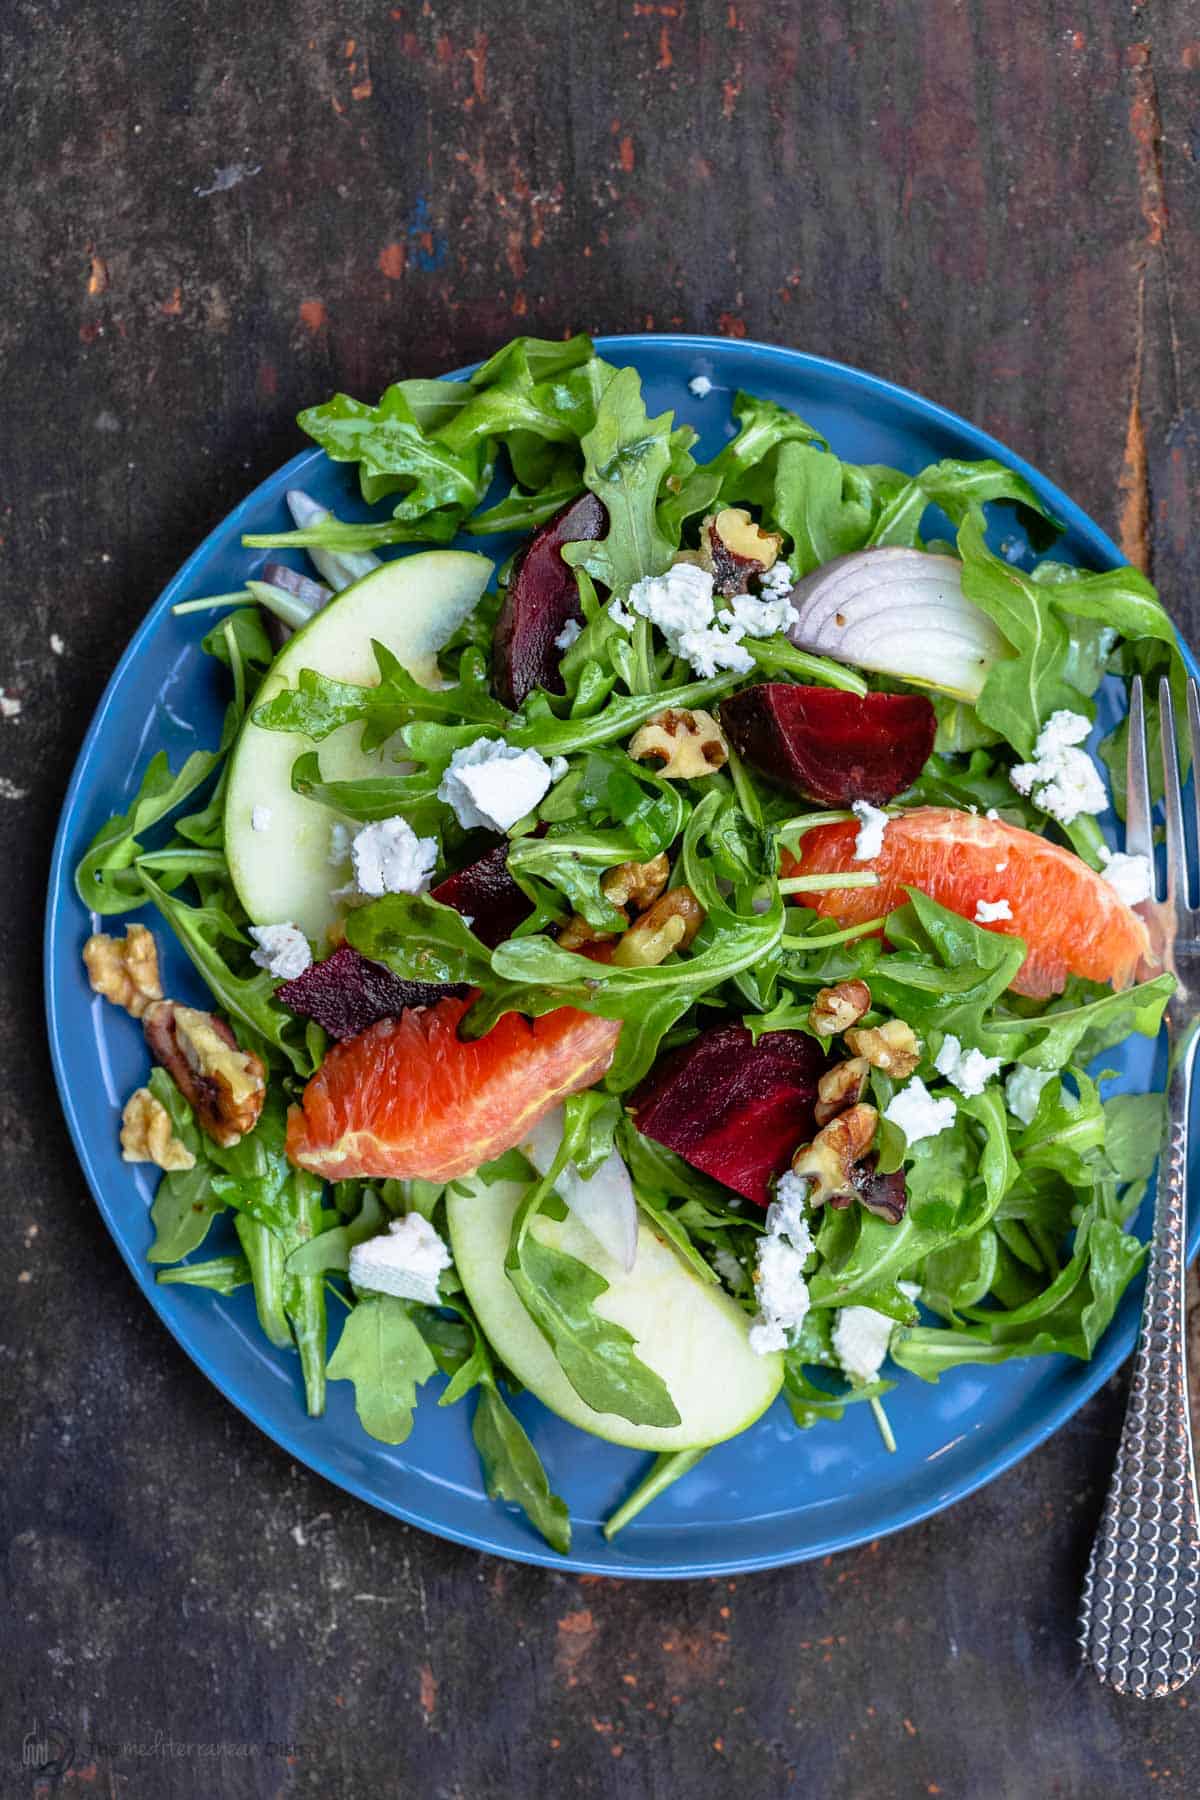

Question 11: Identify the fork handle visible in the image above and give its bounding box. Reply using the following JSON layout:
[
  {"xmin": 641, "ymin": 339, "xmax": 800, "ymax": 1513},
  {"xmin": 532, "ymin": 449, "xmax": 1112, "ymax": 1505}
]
[{"xmin": 1079, "ymin": 1036, "xmax": 1200, "ymax": 1696}]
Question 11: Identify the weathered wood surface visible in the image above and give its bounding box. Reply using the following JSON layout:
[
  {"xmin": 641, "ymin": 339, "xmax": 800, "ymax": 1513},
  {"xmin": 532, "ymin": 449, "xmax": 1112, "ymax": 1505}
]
[{"xmin": 4, "ymin": 1, "xmax": 1200, "ymax": 1794}]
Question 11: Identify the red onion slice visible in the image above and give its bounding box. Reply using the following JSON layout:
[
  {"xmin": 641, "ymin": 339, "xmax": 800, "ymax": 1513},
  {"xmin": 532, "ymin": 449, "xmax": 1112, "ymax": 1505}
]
[{"xmin": 787, "ymin": 548, "xmax": 1008, "ymax": 701}]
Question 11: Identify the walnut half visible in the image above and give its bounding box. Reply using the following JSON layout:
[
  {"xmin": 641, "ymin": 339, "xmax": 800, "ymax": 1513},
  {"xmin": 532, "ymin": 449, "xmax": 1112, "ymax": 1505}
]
[
  {"xmin": 601, "ymin": 853, "xmax": 670, "ymax": 914},
  {"xmin": 846, "ymin": 1019, "xmax": 922, "ymax": 1079},
  {"xmin": 611, "ymin": 886, "xmax": 705, "ymax": 967},
  {"xmin": 807, "ymin": 980, "xmax": 872, "ymax": 1038},
  {"xmin": 791, "ymin": 1103, "xmax": 879, "ymax": 1206},
  {"xmin": 83, "ymin": 923, "xmax": 163, "ymax": 1018},
  {"xmin": 628, "ymin": 708, "xmax": 728, "ymax": 780},
  {"xmin": 697, "ymin": 508, "xmax": 783, "ymax": 596},
  {"xmin": 814, "ymin": 1056, "xmax": 870, "ymax": 1128},
  {"xmin": 143, "ymin": 1001, "xmax": 266, "ymax": 1148},
  {"xmin": 120, "ymin": 1086, "xmax": 196, "ymax": 1172}
]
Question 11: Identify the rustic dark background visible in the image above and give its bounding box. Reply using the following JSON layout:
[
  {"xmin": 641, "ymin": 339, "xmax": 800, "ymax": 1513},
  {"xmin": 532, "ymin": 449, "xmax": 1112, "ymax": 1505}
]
[{"xmin": 5, "ymin": 0, "xmax": 1200, "ymax": 1794}]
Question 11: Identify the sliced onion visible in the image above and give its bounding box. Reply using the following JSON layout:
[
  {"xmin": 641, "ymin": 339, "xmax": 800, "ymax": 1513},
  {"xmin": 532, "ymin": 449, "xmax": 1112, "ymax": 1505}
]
[
  {"xmin": 261, "ymin": 560, "xmax": 332, "ymax": 617},
  {"xmin": 787, "ymin": 548, "xmax": 1008, "ymax": 702},
  {"xmin": 286, "ymin": 489, "xmax": 383, "ymax": 592},
  {"xmin": 523, "ymin": 1106, "xmax": 639, "ymax": 1273}
]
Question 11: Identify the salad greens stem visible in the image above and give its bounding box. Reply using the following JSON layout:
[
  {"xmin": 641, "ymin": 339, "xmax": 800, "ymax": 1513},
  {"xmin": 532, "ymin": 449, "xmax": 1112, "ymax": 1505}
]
[
  {"xmin": 779, "ymin": 872, "xmax": 881, "ymax": 894},
  {"xmin": 172, "ymin": 591, "xmax": 254, "ymax": 614},
  {"xmin": 743, "ymin": 638, "xmax": 867, "ymax": 695},
  {"xmin": 781, "ymin": 915, "xmax": 888, "ymax": 950},
  {"xmin": 603, "ymin": 1448, "xmax": 709, "ymax": 1539},
  {"xmin": 870, "ymin": 1396, "xmax": 896, "ymax": 1454}
]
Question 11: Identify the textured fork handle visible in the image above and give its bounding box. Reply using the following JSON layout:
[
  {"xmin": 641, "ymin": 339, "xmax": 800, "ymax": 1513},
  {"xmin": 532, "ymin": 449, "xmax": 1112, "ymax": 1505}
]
[{"xmin": 1079, "ymin": 1044, "xmax": 1200, "ymax": 1696}]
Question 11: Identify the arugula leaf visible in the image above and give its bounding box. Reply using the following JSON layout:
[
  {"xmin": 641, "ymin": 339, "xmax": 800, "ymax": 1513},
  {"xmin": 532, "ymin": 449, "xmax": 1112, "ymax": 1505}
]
[
  {"xmin": 252, "ymin": 641, "xmax": 508, "ymax": 743},
  {"xmin": 290, "ymin": 750, "xmax": 446, "ymax": 835},
  {"xmin": 76, "ymin": 747, "xmax": 226, "ymax": 914},
  {"xmin": 327, "ymin": 1294, "xmax": 437, "ymax": 1443},
  {"xmin": 138, "ymin": 871, "xmax": 314, "ymax": 1074},
  {"xmin": 561, "ymin": 365, "xmax": 677, "ymax": 596},
  {"xmin": 985, "ymin": 973, "xmax": 1174, "ymax": 1069},
  {"xmin": 345, "ymin": 891, "xmax": 495, "ymax": 987},
  {"xmin": 472, "ymin": 1377, "xmax": 571, "ymax": 1554},
  {"xmin": 298, "ymin": 385, "xmax": 487, "ymax": 515},
  {"xmin": 156, "ymin": 1254, "xmax": 252, "ymax": 1295},
  {"xmin": 286, "ymin": 1188, "xmax": 389, "ymax": 1277},
  {"xmin": 603, "ymin": 1448, "xmax": 707, "ymax": 1539},
  {"xmin": 869, "ymin": 457, "xmax": 1055, "ymax": 548},
  {"xmin": 145, "ymin": 1068, "xmax": 223, "ymax": 1262}
]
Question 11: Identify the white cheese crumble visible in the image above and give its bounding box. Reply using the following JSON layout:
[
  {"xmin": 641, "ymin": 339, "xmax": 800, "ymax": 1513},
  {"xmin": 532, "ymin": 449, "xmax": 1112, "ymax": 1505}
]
[
  {"xmin": 1098, "ymin": 844, "xmax": 1153, "ymax": 907},
  {"xmin": 328, "ymin": 821, "xmax": 352, "ymax": 866},
  {"xmin": 728, "ymin": 590, "xmax": 799, "ymax": 637},
  {"xmin": 749, "ymin": 1172, "xmax": 815, "ymax": 1356},
  {"xmin": 351, "ymin": 816, "xmax": 438, "ymax": 898},
  {"xmin": 933, "ymin": 1033, "xmax": 1002, "ymax": 1098},
  {"xmin": 348, "ymin": 1214, "xmax": 452, "ymax": 1306},
  {"xmin": 974, "ymin": 897, "xmax": 1013, "ymax": 924},
  {"xmin": 688, "ymin": 374, "xmax": 714, "ymax": 397},
  {"xmin": 1005, "ymin": 1064, "xmax": 1054, "ymax": 1126},
  {"xmin": 757, "ymin": 560, "xmax": 796, "ymax": 599},
  {"xmin": 1010, "ymin": 710, "xmax": 1108, "ymax": 825},
  {"xmin": 884, "ymin": 1076, "xmax": 957, "ymax": 1145},
  {"xmin": 624, "ymin": 562, "xmax": 756, "ymax": 678},
  {"xmin": 985, "ymin": 807, "xmax": 1001, "ymax": 820},
  {"xmin": 851, "ymin": 800, "xmax": 889, "ymax": 861},
  {"xmin": 248, "ymin": 922, "xmax": 312, "ymax": 980},
  {"xmin": 437, "ymin": 737, "xmax": 556, "ymax": 832},
  {"xmin": 549, "ymin": 755, "xmax": 569, "ymax": 781},
  {"xmin": 832, "ymin": 1280, "xmax": 922, "ymax": 1385},
  {"xmin": 251, "ymin": 804, "xmax": 272, "ymax": 833},
  {"xmin": 554, "ymin": 618, "xmax": 582, "ymax": 651}
]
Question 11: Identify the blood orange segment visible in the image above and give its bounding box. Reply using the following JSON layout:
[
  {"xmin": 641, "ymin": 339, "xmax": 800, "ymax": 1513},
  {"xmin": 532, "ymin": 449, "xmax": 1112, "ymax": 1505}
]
[
  {"xmin": 285, "ymin": 997, "xmax": 621, "ymax": 1183},
  {"xmin": 787, "ymin": 806, "xmax": 1151, "ymax": 999}
]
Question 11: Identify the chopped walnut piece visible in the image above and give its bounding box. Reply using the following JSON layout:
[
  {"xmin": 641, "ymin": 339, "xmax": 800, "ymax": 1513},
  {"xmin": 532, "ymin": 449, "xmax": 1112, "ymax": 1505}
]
[
  {"xmin": 601, "ymin": 853, "xmax": 671, "ymax": 915},
  {"xmin": 557, "ymin": 913, "xmax": 620, "ymax": 951},
  {"xmin": 846, "ymin": 1019, "xmax": 922, "ymax": 1079},
  {"xmin": 82, "ymin": 923, "xmax": 163, "ymax": 1019},
  {"xmin": 611, "ymin": 886, "xmax": 705, "ymax": 968},
  {"xmin": 120, "ymin": 1086, "xmax": 196, "ymax": 1172},
  {"xmin": 807, "ymin": 979, "xmax": 872, "ymax": 1038},
  {"xmin": 814, "ymin": 1056, "xmax": 870, "ymax": 1128},
  {"xmin": 697, "ymin": 507, "xmax": 783, "ymax": 595},
  {"xmin": 143, "ymin": 1000, "xmax": 266, "ymax": 1148},
  {"xmin": 628, "ymin": 707, "xmax": 728, "ymax": 780},
  {"xmin": 791, "ymin": 1103, "xmax": 880, "ymax": 1206}
]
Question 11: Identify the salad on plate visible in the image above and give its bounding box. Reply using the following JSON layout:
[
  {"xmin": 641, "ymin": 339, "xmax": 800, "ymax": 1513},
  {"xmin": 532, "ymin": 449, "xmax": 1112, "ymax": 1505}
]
[{"xmin": 74, "ymin": 333, "xmax": 1183, "ymax": 1554}]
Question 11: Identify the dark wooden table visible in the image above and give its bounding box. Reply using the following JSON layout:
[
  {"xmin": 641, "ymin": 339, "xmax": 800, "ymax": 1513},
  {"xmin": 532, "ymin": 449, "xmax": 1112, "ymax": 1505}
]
[{"xmin": 6, "ymin": 2, "xmax": 1200, "ymax": 1794}]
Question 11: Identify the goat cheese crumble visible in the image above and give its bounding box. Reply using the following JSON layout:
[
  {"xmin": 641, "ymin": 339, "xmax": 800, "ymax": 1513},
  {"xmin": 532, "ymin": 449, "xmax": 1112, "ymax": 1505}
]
[
  {"xmin": 688, "ymin": 374, "xmax": 714, "ymax": 397},
  {"xmin": 1010, "ymin": 710, "xmax": 1108, "ymax": 825},
  {"xmin": 351, "ymin": 815, "xmax": 437, "ymax": 898},
  {"xmin": 438, "ymin": 738, "xmax": 557, "ymax": 832},
  {"xmin": 251, "ymin": 804, "xmax": 272, "ymax": 833},
  {"xmin": 749, "ymin": 1172, "xmax": 815, "ymax": 1356},
  {"xmin": 248, "ymin": 922, "xmax": 312, "ymax": 981},
  {"xmin": 757, "ymin": 560, "xmax": 796, "ymax": 600},
  {"xmin": 832, "ymin": 1280, "xmax": 922, "ymax": 1385},
  {"xmin": 934, "ymin": 1033, "xmax": 1002, "ymax": 1098},
  {"xmin": 851, "ymin": 800, "xmax": 889, "ymax": 861},
  {"xmin": 1098, "ymin": 844, "xmax": 1153, "ymax": 906},
  {"xmin": 884, "ymin": 1076, "xmax": 957, "ymax": 1145},
  {"xmin": 348, "ymin": 1213, "xmax": 452, "ymax": 1306},
  {"xmin": 974, "ymin": 897, "xmax": 1013, "ymax": 924},
  {"xmin": 554, "ymin": 617, "xmax": 582, "ymax": 651},
  {"xmin": 1005, "ymin": 1064, "xmax": 1054, "ymax": 1126},
  {"xmin": 622, "ymin": 561, "xmax": 788, "ymax": 680}
]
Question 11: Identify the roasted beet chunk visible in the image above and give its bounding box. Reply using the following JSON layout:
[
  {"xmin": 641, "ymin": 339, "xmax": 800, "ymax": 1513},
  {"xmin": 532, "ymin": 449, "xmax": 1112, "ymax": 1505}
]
[
  {"xmin": 492, "ymin": 491, "xmax": 606, "ymax": 707},
  {"xmin": 430, "ymin": 843, "xmax": 534, "ymax": 949},
  {"xmin": 277, "ymin": 945, "xmax": 467, "ymax": 1041},
  {"xmin": 719, "ymin": 684, "xmax": 936, "ymax": 807},
  {"xmin": 629, "ymin": 1024, "xmax": 831, "ymax": 1207}
]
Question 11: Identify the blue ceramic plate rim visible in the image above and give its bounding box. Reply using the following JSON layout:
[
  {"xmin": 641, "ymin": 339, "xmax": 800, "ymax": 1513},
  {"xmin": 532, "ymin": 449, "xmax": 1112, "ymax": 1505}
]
[{"xmin": 45, "ymin": 333, "xmax": 1199, "ymax": 1577}]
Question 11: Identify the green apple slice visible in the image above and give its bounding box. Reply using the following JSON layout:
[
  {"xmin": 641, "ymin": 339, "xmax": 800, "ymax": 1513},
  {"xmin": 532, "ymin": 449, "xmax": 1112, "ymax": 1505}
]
[
  {"xmin": 225, "ymin": 550, "xmax": 493, "ymax": 938},
  {"xmin": 446, "ymin": 1177, "xmax": 783, "ymax": 1451}
]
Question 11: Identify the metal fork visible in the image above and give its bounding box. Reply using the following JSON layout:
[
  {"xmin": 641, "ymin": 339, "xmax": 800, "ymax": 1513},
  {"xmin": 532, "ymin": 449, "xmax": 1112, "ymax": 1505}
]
[{"xmin": 1079, "ymin": 675, "xmax": 1200, "ymax": 1696}]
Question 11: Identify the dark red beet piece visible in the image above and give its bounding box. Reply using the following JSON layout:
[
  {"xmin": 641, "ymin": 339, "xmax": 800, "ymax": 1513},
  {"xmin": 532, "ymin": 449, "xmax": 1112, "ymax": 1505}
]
[
  {"xmin": 277, "ymin": 945, "xmax": 467, "ymax": 1042},
  {"xmin": 430, "ymin": 844, "xmax": 534, "ymax": 950},
  {"xmin": 492, "ymin": 491, "xmax": 606, "ymax": 707},
  {"xmin": 718, "ymin": 683, "xmax": 936, "ymax": 807},
  {"xmin": 629, "ymin": 1024, "xmax": 831, "ymax": 1207}
]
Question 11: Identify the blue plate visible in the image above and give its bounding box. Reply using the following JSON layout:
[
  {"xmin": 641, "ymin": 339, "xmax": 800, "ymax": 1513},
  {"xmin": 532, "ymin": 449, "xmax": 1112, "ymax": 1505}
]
[{"xmin": 45, "ymin": 335, "xmax": 1199, "ymax": 1576}]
